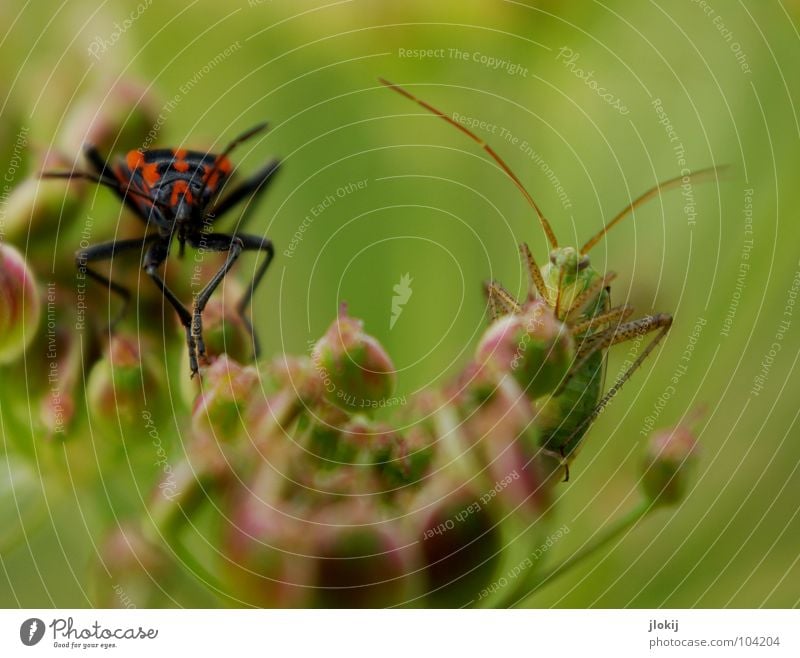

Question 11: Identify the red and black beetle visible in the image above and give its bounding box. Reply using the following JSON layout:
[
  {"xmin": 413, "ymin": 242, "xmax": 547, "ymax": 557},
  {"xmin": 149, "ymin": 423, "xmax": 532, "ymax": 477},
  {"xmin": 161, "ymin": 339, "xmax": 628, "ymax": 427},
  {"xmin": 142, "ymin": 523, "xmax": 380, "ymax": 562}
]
[{"xmin": 42, "ymin": 123, "xmax": 280, "ymax": 376}]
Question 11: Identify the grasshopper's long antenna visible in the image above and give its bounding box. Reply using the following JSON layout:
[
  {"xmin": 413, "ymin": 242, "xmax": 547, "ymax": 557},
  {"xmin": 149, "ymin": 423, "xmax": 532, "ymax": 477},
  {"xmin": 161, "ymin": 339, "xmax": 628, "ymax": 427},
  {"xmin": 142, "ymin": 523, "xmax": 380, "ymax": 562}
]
[
  {"xmin": 580, "ymin": 165, "xmax": 726, "ymax": 254},
  {"xmin": 379, "ymin": 78, "xmax": 558, "ymax": 249}
]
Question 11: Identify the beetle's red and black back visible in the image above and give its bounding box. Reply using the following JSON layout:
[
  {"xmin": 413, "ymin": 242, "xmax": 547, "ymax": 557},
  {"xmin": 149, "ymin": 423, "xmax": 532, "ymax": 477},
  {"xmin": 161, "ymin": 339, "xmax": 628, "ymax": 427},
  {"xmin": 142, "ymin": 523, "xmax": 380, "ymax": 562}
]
[{"xmin": 112, "ymin": 148, "xmax": 233, "ymax": 226}]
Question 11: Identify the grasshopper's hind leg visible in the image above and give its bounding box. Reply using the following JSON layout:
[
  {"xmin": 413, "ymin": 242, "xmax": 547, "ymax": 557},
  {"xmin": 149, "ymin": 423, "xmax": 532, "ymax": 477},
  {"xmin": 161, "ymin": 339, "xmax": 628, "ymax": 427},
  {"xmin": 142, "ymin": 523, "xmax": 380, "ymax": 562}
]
[
  {"xmin": 561, "ymin": 313, "xmax": 673, "ymax": 445},
  {"xmin": 484, "ymin": 280, "xmax": 521, "ymax": 320},
  {"xmin": 591, "ymin": 313, "xmax": 673, "ymax": 416}
]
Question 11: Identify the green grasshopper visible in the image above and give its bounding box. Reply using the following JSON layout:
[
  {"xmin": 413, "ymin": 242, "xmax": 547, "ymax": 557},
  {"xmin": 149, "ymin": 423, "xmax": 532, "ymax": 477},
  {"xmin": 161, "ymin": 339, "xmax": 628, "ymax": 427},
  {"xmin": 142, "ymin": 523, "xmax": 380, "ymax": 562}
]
[{"xmin": 380, "ymin": 79, "xmax": 720, "ymax": 478}]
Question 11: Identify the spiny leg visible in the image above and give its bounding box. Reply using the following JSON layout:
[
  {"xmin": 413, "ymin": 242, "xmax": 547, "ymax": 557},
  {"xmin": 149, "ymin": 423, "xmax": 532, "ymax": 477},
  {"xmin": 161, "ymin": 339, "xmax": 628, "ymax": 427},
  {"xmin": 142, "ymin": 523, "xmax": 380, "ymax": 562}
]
[
  {"xmin": 566, "ymin": 312, "xmax": 670, "ymax": 390},
  {"xmin": 565, "ymin": 271, "xmax": 617, "ymax": 320},
  {"xmin": 76, "ymin": 235, "xmax": 158, "ymax": 329},
  {"xmin": 519, "ymin": 242, "xmax": 549, "ymax": 301},
  {"xmin": 186, "ymin": 233, "xmax": 274, "ymax": 362},
  {"xmin": 485, "ymin": 282, "xmax": 501, "ymax": 321},
  {"xmin": 560, "ymin": 313, "xmax": 673, "ymax": 449},
  {"xmin": 484, "ymin": 280, "xmax": 521, "ymax": 318},
  {"xmin": 554, "ymin": 268, "xmax": 566, "ymax": 320},
  {"xmin": 143, "ymin": 240, "xmax": 198, "ymax": 376},
  {"xmin": 590, "ymin": 314, "xmax": 672, "ymax": 416},
  {"xmin": 570, "ymin": 304, "xmax": 634, "ymax": 338},
  {"xmin": 556, "ymin": 305, "xmax": 636, "ymax": 396}
]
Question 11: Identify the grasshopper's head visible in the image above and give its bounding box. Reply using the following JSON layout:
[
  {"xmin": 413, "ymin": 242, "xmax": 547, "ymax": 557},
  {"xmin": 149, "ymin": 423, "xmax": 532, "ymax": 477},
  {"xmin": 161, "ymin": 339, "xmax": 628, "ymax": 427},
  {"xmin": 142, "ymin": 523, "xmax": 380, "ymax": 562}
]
[
  {"xmin": 540, "ymin": 246, "xmax": 603, "ymax": 321},
  {"xmin": 548, "ymin": 247, "xmax": 590, "ymax": 283}
]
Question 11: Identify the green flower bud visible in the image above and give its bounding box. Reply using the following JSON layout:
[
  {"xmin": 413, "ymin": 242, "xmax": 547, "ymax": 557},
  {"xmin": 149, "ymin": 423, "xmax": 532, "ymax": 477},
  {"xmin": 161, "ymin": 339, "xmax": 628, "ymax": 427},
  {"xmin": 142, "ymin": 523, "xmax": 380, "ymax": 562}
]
[
  {"xmin": 191, "ymin": 355, "xmax": 259, "ymax": 445},
  {"xmin": 641, "ymin": 422, "xmax": 699, "ymax": 506},
  {"xmin": 86, "ymin": 334, "xmax": 163, "ymax": 436},
  {"xmin": 2, "ymin": 167, "xmax": 85, "ymax": 244},
  {"xmin": 374, "ymin": 424, "xmax": 435, "ymax": 493},
  {"xmin": 58, "ymin": 78, "xmax": 160, "ymax": 158},
  {"xmin": 179, "ymin": 296, "xmax": 253, "ymax": 405},
  {"xmin": 0, "ymin": 244, "xmax": 41, "ymax": 364},
  {"xmin": 246, "ymin": 356, "xmax": 323, "ymax": 454},
  {"xmin": 7, "ymin": 283, "xmax": 86, "ymax": 437},
  {"xmin": 40, "ymin": 389, "xmax": 75, "ymax": 439},
  {"xmin": 311, "ymin": 306, "xmax": 396, "ymax": 412},
  {"xmin": 197, "ymin": 298, "xmax": 252, "ymax": 365},
  {"xmin": 0, "ymin": 454, "xmax": 48, "ymax": 555},
  {"xmin": 476, "ymin": 300, "xmax": 574, "ymax": 398}
]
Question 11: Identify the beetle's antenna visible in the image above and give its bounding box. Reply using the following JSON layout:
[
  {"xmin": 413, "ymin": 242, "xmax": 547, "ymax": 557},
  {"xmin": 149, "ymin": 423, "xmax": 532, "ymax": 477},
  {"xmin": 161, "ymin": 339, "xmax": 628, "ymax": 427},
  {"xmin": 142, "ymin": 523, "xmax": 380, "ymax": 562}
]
[
  {"xmin": 580, "ymin": 166, "xmax": 726, "ymax": 254},
  {"xmin": 202, "ymin": 122, "xmax": 271, "ymax": 197},
  {"xmin": 217, "ymin": 122, "xmax": 270, "ymax": 161},
  {"xmin": 379, "ymin": 78, "xmax": 558, "ymax": 249}
]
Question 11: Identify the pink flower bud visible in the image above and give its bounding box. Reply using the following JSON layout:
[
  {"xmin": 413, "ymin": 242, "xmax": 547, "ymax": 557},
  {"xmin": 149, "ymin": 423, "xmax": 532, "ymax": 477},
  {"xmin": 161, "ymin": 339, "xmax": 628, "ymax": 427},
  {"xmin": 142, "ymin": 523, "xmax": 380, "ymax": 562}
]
[
  {"xmin": 58, "ymin": 78, "xmax": 160, "ymax": 158},
  {"xmin": 641, "ymin": 422, "xmax": 699, "ymax": 506},
  {"xmin": 461, "ymin": 375, "xmax": 560, "ymax": 516},
  {"xmin": 178, "ymin": 296, "xmax": 253, "ymax": 405},
  {"xmin": 0, "ymin": 244, "xmax": 41, "ymax": 364},
  {"xmin": 223, "ymin": 480, "xmax": 315, "ymax": 607},
  {"xmin": 410, "ymin": 478, "xmax": 503, "ymax": 607},
  {"xmin": 476, "ymin": 300, "xmax": 574, "ymax": 398},
  {"xmin": 191, "ymin": 355, "xmax": 259, "ymax": 445},
  {"xmin": 311, "ymin": 306, "xmax": 396, "ymax": 413},
  {"xmin": 306, "ymin": 502, "xmax": 418, "ymax": 607}
]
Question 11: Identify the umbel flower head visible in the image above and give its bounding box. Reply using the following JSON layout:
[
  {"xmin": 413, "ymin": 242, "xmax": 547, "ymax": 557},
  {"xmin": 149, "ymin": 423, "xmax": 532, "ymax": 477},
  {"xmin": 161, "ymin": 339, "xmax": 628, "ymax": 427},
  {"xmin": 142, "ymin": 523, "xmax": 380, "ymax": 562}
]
[{"xmin": 0, "ymin": 75, "xmax": 701, "ymax": 607}]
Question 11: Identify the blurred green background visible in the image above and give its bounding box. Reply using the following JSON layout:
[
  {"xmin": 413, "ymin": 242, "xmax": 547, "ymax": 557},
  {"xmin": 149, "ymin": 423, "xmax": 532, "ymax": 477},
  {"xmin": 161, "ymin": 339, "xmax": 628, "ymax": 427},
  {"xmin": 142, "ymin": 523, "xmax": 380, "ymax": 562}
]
[{"xmin": 1, "ymin": 0, "xmax": 799, "ymax": 607}]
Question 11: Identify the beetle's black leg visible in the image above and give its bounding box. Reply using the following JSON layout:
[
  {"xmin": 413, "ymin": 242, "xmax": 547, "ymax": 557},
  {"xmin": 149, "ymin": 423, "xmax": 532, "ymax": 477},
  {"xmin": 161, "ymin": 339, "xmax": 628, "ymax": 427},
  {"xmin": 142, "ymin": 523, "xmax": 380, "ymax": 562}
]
[
  {"xmin": 233, "ymin": 234, "xmax": 274, "ymax": 358},
  {"xmin": 41, "ymin": 169, "xmax": 167, "ymax": 224},
  {"xmin": 76, "ymin": 235, "xmax": 158, "ymax": 329},
  {"xmin": 83, "ymin": 144, "xmax": 112, "ymax": 178},
  {"xmin": 208, "ymin": 159, "xmax": 280, "ymax": 232},
  {"xmin": 142, "ymin": 239, "xmax": 199, "ymax": 377},
  {"xmin": 186, "ymin": 234, "xmax": 243, "ymax": 363},
  {"xmin": 186, "ymin": 232, "xmax": 274, "ymax": 363},
  {"xmin": 83, "ymin": 144, "xmax": 147, "ymax": 222},
  {"xmin": 82, "ymin": 144, "xmax": 142, "ymax": 216}
]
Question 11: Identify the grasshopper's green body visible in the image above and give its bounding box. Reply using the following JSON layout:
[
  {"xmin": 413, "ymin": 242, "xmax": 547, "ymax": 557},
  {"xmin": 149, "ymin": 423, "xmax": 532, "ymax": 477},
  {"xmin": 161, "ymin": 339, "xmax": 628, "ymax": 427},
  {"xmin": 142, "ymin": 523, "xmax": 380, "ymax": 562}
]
[
  {"xmin": 381, "ymin": 79, "xmax": 717, "ymax": 477},
  {"xmin": 537, "ymin": 248, "xmax": 610, "ymax": 458}
]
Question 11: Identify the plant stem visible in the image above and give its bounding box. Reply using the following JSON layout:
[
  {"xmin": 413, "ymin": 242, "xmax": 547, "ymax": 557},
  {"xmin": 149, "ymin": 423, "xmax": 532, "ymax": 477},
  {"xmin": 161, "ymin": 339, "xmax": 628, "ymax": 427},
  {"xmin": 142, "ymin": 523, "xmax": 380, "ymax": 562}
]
[{"xmin": 494, "ymin": 498, "xmax": 653, "ymax": 607}]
